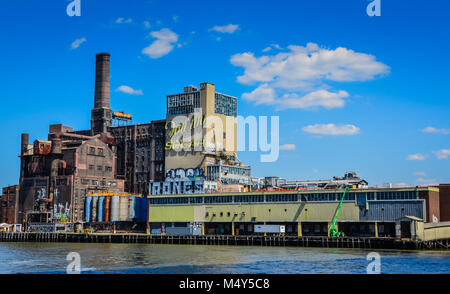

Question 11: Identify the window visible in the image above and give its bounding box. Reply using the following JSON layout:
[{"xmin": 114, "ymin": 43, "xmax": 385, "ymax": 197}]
[
  {"xmin": 98, "ymin": 148, "xmax": 104, "ymax": 156},
  {"xmin": 97, "ymin": 166, "xmax": 103, "ymax": 171},
  {"xmin": 105, "ymin": 166, "xmax": 112, "ymax": 172},
  {"xmin": 88, "ymin": 165, "xmax": 94, "ymax": 170},
  {"xmin": 89, "ymin": 147, "xmax": 95, "ymax": 154}
]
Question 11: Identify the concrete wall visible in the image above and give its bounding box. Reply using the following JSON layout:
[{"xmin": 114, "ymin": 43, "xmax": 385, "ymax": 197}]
[{"xmin": 422, "ymin": 221, "xmax": 450, "ymax": 241}]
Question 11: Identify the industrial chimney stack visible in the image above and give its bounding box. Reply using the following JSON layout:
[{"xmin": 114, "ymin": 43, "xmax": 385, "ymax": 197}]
[{"xmin": 91, "ymin": 53, "xmax": 113, "ymax": 135}]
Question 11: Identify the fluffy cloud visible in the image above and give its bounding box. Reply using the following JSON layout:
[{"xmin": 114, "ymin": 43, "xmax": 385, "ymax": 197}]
[
  {"xmin": 262, "ymin": 44, "xmax": 282, "ymax": 53},
  {"xmin": 116, "ymin": 17, "xmax": 132, "ymax": 24},
  {"xmin": 231, "ymin": 42, "xmax": 389, "ymax": 110},
  {"xmin": 142, "ymin": 28, "xmax": 178, "ymax": 59},
  {"xmin": 280, "ymin": 144, "xmax": 296, "ymax": 150},
  {"xmin": 433, "ymin": 149, "xmax": 450, "ymax": 160},
  {"xmin": 116, "ymin": 85, "xmax": 143, "ymax": 95},
  {"xmin": 302, "ymin": 124, "xmax": 360, "ymax": 136},
  {"xmin": 407, "ymin": 153, "xmax": 426, "ymax": 161},
  {"xmin": 242, "ymin": 85, "xmax": 349, "ymax": 110},
  {"xmin": 422, "ymin": 126, "xmax": 450, "ymax": 135},
  {"xmin": 209, "ymin": 24, "xmax": 240, "ymax": 34},
  {"xmin": 71, "ymin": 37, "xmax": 86, "ymax": 50},
  {"xmin": 414, "ymin": 171, "xmax": 427, "ymax": 177}
]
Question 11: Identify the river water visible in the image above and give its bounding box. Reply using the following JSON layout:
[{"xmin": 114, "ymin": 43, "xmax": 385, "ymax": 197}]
[{"xmin": 0, "ymin": 242, "xmax": 449, "ymax": 274}]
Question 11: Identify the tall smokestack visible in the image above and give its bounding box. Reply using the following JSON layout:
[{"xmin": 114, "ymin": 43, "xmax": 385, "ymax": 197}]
[
  {"xmin": 91, "ymin": 53, "xmax": 113, "ymax": 135},
  {"xmin": 94, "ymin": 53, "xmax": 111, "ymax": 109}
]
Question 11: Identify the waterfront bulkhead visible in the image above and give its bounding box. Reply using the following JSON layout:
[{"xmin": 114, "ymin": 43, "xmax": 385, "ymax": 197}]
[{"xmin": 147, "ymin": 187, "xmax": 437, "ymax": 238}]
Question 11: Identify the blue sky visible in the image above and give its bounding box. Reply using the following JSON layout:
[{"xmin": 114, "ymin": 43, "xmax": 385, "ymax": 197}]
[{"xmin": 0, "ymin": 0, "xmax": 449, "ymax": 187}]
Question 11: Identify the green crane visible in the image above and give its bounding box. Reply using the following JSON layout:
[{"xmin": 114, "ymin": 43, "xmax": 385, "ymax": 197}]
[{"xmin": 329, "ymin": 187, "xmax": 349, "ymax": 237}]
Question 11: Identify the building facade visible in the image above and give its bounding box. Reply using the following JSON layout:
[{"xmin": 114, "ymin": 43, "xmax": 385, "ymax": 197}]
[
  {"xmin": 147, "ymin": 187, "xmax": 437, "ymax": 237},
  {"xmin": 1, "ymin": 185, "xmax": 20, "ymax": 224}
]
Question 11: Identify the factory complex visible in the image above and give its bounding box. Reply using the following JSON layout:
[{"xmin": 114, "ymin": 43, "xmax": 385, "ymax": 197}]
[{"xmin": 1, "ymin": 53, "xmax": 450, "ymax": 242}]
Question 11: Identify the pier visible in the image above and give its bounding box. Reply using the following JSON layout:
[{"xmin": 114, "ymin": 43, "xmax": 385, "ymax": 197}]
[{"xmin": 0, "ymin": 232, "xmax": 449, "ymax": 250}]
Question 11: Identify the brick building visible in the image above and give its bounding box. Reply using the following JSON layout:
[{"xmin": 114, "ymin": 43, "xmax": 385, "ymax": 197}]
[{"xmin": 1, "ymin": 185, "xmax": 19, "ymax": 224}]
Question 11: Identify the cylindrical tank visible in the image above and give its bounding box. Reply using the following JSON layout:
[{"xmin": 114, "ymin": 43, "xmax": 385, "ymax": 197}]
[
  {"xmin": 119, "ymin": 196, "xmax": 129, "ymax": 221},
  {"xmin": 129, "ymin": 196, "xmax": 136, "ymax": 220},
  {"xmin": 85, "ymin": 196, "xmax": 92, "ymax": 222},
  {"xmin": 104, "ymin": 196, "xmax": 111, "ymax": 222},
  {"xmin": 111, "ymin": 195, "xmax": 119, "ymax": 222},
  {"xmin": 91, "ymin": 197, "xmax": 98, "ymax": 222},
  {"xmin": 98, "ymin": 196, "xmax": 105, "ymax": 222}
]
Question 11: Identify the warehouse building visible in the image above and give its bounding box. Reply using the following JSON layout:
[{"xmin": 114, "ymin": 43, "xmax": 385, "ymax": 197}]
[{"xmin": 147, "ymin": 186, "xmax": 439, "ymax": 238}]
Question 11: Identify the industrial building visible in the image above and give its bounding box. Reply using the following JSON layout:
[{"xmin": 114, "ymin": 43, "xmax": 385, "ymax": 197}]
[
  {"xmin": 0, "ymin": 185, "xmax": 19, "ymax": 224},
  {"xmin": 147, "ymin": 186, "xmax": 444, "ymax": 239},
  {"xmin": 3, "ymin": 52, "xmax": 449, "ymax": 242},
  {"xmin": 16, "ymin": 53, "xmax": 165, "ymax": 228}
]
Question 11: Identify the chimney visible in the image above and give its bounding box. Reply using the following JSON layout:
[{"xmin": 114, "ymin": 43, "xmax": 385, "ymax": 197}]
[
  {"xmin": 94, "ymin": 53, "xmax": 111, "ymax": 109},
  {"xmin": 21, "ymin": 133, "xmax": 29, "ymax": 155},
  {"xmin": 91, "ymin": 53, "xmax": 113, "ymax": 135}
]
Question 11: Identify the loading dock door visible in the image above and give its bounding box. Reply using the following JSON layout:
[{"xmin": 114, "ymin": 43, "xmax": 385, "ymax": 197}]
[{"xmin": 400, "ymin": 221, "xmax": 411, "ymax": 239}]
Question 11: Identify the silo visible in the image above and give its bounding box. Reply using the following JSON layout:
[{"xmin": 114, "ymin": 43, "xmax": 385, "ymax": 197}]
[
  {"xmin": 98, "ymin": 196, "xmax": 105, "ymax": 222},
  {"xmin": 119, "ymin": 196, "xmax": 129, "ymax": 221},
  {"xmin": 111, "ymin": 195, "xmax": 119, "ymax": 222},
  {"xmin": 91, "ymin": 197, "xmax": 98, "ymax": 222},
  {"xmin": 104, "ymin": 196, "xmax": 111, "ymax": 222},
  {"xmin": 85, "ymin": 196, "xmax": 92, "ymax": 222}
]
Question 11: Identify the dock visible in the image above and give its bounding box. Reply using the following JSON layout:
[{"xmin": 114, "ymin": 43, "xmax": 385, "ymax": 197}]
[{"xmin": 0, "ymin": 232, "xmax": 449, "ymax": 250}]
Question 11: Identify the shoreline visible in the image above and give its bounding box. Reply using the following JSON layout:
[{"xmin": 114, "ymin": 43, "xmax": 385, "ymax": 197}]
[{"xmin": 1, "ymin": 232, "xmax": 449, "ymax": 250}]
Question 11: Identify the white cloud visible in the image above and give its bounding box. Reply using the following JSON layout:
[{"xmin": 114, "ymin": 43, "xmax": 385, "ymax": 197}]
[
  {"xmin": 142, "ymin": 28, "xmax": 178, "ymax": 59},
  {"xmin": 209, "ymin": 24, "xmax": 240, "ymax": 34},
  {"xmin": 422, "ymin": 126, "xmax": 450, "ymax": 135},
  {"xmin": 302, "ymin": 124, "xmax": 360, "ymax": 136},
  {"xmin": 280, "ymin": 144, "xmax": 296, "ymax": 150},
  {"xmin": 414, "ymin": 171, "xmax": 427, "ymax": 177},
  {"xmin": 262, "ymin": 44, "xmax": 282, "ymax": 53},
  {"xmin": 231, "ymin": 43, "xmax": 389, "ymax": 85},
  {"xmin": 415, "ymin": 178, "xmax": 439, "ymax": 186},
  {"xmin": 433, "ymin": 149, "xmax": 450, "ymax": 160},
  {"xmin": 241, "ymin": 84, "xmax": 276, "ymax": 105},
  {"xmin": 71, "ymin": 37, "xmax": 86, "ymax": 50},
  {"xmin": 407, "ymin": 153, "xmax": 426, "ymax": 161},
  {"xmin": 143, "ymin": 21, "xmax": 151, "ymax": 29},
  {"xmin": 116, "ymin": 85, "xmax": 143, "ymax": 95},
  {"xmin": 116, "ymin": 17, "xmax": 132, "ymax": 24},
  {"xmin": 231, "ymin": 42, "xmax": 389, "ymax": 111},
  {"xmin": 241, "ymin": 85, "xmax": 349, "ymax": 110}
]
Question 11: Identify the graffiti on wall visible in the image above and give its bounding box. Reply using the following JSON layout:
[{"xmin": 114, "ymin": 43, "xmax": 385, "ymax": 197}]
[
  {"xmin": 151, "ymin": 180, "xmax": 204, "ymax": 195},
  {"xmin": 53, "ymin": 202, "xmax": 71, "ymax": 223},
  {"xmin": 165, "ymin": 168, "xmax": 205, "ymax": 182}
]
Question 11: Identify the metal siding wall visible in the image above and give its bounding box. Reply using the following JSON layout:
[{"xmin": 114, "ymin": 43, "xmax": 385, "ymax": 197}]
[{"xmin": 360, "ymin": 200, "xmax": 424, "ymax": 221}]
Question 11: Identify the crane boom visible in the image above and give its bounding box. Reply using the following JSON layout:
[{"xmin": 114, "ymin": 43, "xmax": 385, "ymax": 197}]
[{"xmin": 329, "ymin": 187, "xmax": 349, "ymax": 237}]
